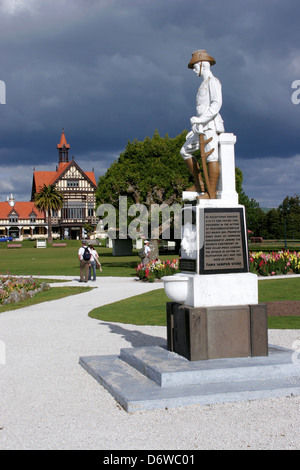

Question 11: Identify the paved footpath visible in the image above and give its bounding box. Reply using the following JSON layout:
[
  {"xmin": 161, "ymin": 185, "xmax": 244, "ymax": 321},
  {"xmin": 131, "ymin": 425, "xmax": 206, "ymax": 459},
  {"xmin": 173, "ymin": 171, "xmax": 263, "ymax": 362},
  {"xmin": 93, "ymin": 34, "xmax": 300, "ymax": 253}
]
[{"xmin": 0, "ymin": 276, "xmax": 300, "ymax": 450}]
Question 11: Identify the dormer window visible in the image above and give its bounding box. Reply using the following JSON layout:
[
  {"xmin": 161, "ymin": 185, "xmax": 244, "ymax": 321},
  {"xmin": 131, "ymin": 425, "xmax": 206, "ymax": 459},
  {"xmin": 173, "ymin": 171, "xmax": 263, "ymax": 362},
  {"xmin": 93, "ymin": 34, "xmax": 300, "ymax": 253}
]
[
  {"xmin": 30, "ymin": 212, "xmax": 37, "ymax": 223},
  {"xmin": 9, "ymin": 212, "xmax": 18, "ymax": 223}
]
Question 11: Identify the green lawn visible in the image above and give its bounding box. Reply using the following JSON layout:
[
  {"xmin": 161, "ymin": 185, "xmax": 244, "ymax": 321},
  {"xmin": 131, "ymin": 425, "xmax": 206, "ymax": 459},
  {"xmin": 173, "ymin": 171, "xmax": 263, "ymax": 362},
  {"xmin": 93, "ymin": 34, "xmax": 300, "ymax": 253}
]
[
  {"xmin": 89, "ymin": 278, "xmax": 300, "ymax": 328},
  {"xmin": 0, "ymin": 241, "xmax": 175, "ymax": 277},
  {"xmin": 0, "ymin": 242, "xmax": 142, "ymax": 277},
  {"xmin": 1, "ymin": 242, "xmax": 299, "ymax": 329}
]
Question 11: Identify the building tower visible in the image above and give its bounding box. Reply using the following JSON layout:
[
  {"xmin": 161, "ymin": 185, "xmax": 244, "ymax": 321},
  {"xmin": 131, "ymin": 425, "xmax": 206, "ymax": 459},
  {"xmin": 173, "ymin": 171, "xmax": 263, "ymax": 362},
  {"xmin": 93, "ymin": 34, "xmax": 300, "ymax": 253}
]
[{"xmin": 57, "ymin": 128, "xmax": 70, "ymax": 163}]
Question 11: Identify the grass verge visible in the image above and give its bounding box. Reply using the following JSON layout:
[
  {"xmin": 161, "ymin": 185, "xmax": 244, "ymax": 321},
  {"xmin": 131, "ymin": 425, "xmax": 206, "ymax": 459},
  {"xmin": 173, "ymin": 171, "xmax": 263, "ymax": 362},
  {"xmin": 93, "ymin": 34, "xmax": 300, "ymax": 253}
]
[
  {"xmin": 268, "ymin": 316, "xmax": 300, "ymax": 329},
  {"xmin": 88, "ymin": 278, "xmax": 300, "ymax": 328}
]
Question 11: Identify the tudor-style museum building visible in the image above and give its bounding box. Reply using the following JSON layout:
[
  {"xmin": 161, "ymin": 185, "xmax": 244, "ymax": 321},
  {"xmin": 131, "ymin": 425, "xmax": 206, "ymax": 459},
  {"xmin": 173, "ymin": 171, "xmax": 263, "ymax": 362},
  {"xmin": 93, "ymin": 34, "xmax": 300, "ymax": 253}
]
[{"xmin": 0, "ymin": 130, "xmax": 97, "ymax": 240}]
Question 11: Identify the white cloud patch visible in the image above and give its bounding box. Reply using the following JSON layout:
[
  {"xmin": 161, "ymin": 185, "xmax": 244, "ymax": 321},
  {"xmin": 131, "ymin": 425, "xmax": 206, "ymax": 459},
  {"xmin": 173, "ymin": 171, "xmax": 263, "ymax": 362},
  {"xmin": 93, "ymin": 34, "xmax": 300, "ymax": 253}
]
[
  {"xmin": 0, "ymin": 165, "xmax": 33, "ymax": 202},
  {"xmin": 0, "ymin": 0, "xmax": 38, "ymax": 16}
]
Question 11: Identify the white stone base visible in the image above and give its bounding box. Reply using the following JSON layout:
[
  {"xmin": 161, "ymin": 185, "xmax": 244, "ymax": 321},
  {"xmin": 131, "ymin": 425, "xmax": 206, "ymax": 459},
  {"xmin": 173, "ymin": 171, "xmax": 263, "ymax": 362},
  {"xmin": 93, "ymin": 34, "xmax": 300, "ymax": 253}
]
[
  {"xmin": 182, "ymin": 132, "xmax": 239, "ymax": 205},
  {"xmin": 163, "ymin": 272, "xmax": 258, "ymax": 308}
]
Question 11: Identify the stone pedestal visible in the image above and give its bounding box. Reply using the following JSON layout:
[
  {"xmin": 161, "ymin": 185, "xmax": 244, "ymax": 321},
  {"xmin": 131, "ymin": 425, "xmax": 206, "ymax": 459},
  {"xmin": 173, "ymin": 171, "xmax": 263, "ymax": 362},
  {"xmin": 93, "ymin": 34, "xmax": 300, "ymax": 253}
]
[
  {"xmin": 182, "ymin": 132, "xmax": 239, "ymax": 205},
  {"xmin": 217, "ymin": 133, "xmax": 238, "ymax": 203},
  {"xmin": 167, "ymin": 302, "xmax": 268, "ymax": 361},
  {"xmin": 163, "ymin": 272, "xmax": 258, "ymax": 308}
]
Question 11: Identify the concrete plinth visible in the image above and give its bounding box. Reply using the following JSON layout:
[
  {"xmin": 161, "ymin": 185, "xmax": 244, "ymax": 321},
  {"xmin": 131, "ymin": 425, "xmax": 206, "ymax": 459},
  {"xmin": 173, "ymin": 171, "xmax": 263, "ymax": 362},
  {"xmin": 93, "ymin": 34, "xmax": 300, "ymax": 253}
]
[
  {"xmin": 79, "ymin": 344, "xmax": 300, "ymax": 412},
  {"xmin": 167, "ymin": 302, "xmax": 268, "ymax": 361}
]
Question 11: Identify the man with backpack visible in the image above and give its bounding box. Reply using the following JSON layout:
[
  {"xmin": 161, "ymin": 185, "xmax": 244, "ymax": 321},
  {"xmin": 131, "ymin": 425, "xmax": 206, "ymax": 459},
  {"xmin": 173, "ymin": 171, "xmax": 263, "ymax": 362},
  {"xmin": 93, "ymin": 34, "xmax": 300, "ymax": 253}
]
[{"xmin": 78, "ymin": 240, "xmax": 91, "ymax": 282}]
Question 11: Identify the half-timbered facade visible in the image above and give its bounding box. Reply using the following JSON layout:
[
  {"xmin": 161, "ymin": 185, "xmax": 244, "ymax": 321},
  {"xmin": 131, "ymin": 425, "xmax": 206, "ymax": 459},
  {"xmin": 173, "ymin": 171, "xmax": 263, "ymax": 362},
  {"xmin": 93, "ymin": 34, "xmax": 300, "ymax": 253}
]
[
  {"xmin": 0, "ymin": 130, "xmax": 97, "ymax": 240},
  {"xmin": 0, "ymin": 196, "xmax": 46, "ymax": 239}
]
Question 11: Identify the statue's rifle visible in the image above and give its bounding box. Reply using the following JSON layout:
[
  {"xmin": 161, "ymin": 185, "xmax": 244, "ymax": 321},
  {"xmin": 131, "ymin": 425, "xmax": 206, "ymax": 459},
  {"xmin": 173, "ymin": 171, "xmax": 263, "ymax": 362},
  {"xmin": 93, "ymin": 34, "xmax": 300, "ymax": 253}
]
[{"xmin": 199, "ymin": 134, "xmax": 214, "ymax": 199}]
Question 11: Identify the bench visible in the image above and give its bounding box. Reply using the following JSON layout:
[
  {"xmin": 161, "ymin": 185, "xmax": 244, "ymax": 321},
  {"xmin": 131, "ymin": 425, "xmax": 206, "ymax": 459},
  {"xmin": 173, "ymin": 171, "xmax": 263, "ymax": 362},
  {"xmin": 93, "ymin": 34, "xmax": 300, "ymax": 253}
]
[
  {"xmin": 250, "ymin": 237, "xmax": 263, "ymax": 243},
  {"xmin": 7, "ymin": 244, "xmax": 22, "ymax": 248},
  {"xmin": 52, "ymin": 243, "xmax": 67, "ymax": 247},
  {"xmin": 36, "ymin": 240, "xmax": 47, "ymax": 248}
]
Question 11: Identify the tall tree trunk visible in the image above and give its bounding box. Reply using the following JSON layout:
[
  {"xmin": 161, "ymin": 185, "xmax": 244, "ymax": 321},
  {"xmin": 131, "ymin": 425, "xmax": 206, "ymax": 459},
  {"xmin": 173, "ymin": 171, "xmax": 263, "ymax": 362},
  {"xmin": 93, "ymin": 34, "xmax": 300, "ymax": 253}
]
[
  {"xmin": 47, "ymin": 209, "xmax": 53, "ymax": 243},
  {"xmin": 149, "ymin": 239, "xmax": 159, "ymax": 260}
]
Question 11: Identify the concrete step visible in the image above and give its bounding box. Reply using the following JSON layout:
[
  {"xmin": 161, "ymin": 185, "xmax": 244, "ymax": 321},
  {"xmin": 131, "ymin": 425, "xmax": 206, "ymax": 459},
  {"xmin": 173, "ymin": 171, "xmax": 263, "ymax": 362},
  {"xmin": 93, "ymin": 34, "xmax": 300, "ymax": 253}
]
[
  {"xmin": 79, "ymin": 345, "xmax": 300, "ymax": 412},
  {"xmin": 119, "ymin": 345, "xmax": 300, "ymax": 387}
]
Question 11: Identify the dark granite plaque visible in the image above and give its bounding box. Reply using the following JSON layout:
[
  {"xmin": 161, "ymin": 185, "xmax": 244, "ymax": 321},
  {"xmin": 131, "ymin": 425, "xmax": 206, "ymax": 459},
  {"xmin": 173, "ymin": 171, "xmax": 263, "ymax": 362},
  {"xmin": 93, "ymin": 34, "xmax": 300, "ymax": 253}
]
[
  {"xmin": 200, "ymin": 208, "xmax": 248, "ymax": 274},
  {"xmin": 179, "ymin": 258, "xmax": 196, "ymax": 272}
]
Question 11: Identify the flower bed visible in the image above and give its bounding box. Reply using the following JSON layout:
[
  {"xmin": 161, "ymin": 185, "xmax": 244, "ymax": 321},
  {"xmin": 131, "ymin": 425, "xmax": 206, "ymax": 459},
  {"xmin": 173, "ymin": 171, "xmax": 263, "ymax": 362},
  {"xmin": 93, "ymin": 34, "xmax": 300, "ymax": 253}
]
[
  {"xmin": 135, "ymin": 251, "xmax": 300, "ymax": 281},
  {"xmin": 249, "ymin": 251, "xmax": 300, "ymax": 276},
  {"xmin": 135, "ymin": 259, "xmax": 179, "ymax": 282},
  {"xmin": 0, "ymin": 275, "xmax": 50, "ymax": 305}
]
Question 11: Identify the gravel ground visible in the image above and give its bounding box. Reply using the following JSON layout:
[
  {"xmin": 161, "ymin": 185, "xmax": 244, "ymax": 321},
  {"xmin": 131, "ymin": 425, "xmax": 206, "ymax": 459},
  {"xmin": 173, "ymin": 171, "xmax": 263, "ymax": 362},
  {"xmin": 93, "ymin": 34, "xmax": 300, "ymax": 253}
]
[{"xmin": 0, "ymin": 276, "xmax": 300, "ymax": 451}]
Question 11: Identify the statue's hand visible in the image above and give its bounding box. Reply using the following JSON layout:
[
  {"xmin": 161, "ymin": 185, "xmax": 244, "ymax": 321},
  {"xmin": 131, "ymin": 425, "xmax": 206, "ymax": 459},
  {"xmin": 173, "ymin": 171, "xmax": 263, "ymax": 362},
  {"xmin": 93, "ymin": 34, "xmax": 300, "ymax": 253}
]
[
  {"xmin": 192, "ymin": 123, "xmax": 204, "ymax": 135},
  {"xmin": 190, "ymin": 116, "xmax": 200, "ymax": 125},
  {"xmin": 190, "ymin": 116, "xmax": 204, "ymax": 134}
]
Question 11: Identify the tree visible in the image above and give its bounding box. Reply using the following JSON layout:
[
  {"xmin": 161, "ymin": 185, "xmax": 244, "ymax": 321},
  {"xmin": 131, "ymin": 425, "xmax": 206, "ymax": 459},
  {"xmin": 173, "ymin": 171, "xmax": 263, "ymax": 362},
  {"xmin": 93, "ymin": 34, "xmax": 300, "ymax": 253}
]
[
  {"xmin": 96, "ymin": 130, "xmax": 192, "ymax": 257},
  {"xmin": 263, "ymin": 208, "xmax": 282, "ymax": 239},
  {"xmin": 97, "ymin": 130, "xmax": 191, "ymax": 206},
  {"xmin": 235, "ymin": 167, "xmax": 265, "ymax": 236},
  {"xmin": 278, "ymin": 195, "xmax": 300, "ymax": 241},
  {"xmin": 34, "ymin": 184, "xmax": 64, "ymax": 242}
]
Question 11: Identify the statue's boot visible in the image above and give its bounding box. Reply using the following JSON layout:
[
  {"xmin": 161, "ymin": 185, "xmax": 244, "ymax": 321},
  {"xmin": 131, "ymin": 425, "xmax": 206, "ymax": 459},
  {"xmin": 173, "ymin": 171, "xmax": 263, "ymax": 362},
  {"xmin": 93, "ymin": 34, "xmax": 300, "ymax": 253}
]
[
  {"xmin": 196, "ymin": 161, "xmax": 220, "ymax": 199},
  {"xmin": 207, "ymin": 161, "xmax": 220, "ymax": 199},
  {"xmin": 185, "ymin": 157, "xmax": 205, "ymax": 193},
  {"xmin": 196, "ymin": 192, "xmax": 210, "ymax": 199}
]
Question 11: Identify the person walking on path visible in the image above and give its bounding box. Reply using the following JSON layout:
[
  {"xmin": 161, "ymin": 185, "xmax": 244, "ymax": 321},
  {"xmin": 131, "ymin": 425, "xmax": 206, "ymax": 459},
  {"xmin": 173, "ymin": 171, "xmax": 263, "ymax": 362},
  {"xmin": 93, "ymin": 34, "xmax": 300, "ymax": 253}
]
[
  {"xmin": 88, "ymin": 245, "xmax": 100, "ymax": 281},
  {"xmin": 78, "ymin": 240, "xmax": 91, "ymax": 282},
  {"xmin": 142, "ymin": 240, "xmax": 151, "ymax": 267}
]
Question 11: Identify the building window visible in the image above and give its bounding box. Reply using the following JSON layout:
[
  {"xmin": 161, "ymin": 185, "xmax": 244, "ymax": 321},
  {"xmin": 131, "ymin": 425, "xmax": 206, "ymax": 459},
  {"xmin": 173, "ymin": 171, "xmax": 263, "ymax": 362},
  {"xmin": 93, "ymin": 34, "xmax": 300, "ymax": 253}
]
[
  {"xmin": 62, "ymin": 200, "xmax": 85, "ymax": 220},
  {"xmin": 30, "ymin": 212, "xmax": 36, "ymax": 223},
  {"xmin": 87, "ymin": 202, "xmax": 94, "ymax": 217},
  {"xmin": 9, "ymin": 216, "xmax": 18, "ymax": 223},
  {"xmin": 67, "ymin": 180, "xmax": 79, "ymax": 188}
]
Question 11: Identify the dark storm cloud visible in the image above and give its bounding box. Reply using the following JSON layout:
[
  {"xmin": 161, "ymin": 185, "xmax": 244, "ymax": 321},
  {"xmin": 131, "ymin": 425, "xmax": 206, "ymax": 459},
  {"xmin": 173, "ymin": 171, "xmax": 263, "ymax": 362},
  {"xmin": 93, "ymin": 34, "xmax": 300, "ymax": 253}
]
[{"xmin": 0, "ymin": 0, "xmax": 299, "ymax": 206}]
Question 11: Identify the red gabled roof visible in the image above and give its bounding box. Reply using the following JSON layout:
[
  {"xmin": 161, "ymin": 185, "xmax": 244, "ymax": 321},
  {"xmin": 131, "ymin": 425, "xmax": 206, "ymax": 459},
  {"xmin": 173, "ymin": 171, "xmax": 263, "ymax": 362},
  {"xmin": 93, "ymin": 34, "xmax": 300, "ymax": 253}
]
[
  {"xmin": 84, "ymin": 171, "xmax": 97, "ymax": 187},
  {"xmin": 0, "ymin": 202, "xmax": 45, "ymax": 219},
  {"xmin": 31, "ymin": 131, "xmax": 97, "ymax": 194},
  {"xmin": 33, "ymin": 161, "xmax": 97, "ymax": 193},
  {"xmin": 33, "ymin": 171, "xmax": 57, "ymax": 192}
]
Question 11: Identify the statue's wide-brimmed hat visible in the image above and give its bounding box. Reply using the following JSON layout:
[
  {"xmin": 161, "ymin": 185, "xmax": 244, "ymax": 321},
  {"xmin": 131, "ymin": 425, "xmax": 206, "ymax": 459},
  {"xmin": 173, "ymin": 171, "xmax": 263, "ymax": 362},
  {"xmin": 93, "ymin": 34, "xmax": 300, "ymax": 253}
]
[{"xmin": 188, "ymin": 50, "xmax": 216, "ymax": 69}]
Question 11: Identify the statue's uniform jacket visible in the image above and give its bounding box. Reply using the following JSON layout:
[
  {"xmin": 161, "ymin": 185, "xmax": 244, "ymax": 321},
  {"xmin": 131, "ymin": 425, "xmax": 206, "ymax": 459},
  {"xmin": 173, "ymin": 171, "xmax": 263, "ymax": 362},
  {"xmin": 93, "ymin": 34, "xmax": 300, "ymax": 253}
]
[{"xmin": 182, "ymin": 75, "xmax": 224, "ymax": 162}]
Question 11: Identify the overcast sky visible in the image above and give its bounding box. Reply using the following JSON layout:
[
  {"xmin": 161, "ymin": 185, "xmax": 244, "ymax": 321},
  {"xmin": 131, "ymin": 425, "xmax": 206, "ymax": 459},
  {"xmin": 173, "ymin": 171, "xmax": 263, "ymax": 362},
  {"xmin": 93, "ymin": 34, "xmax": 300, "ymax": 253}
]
[{"xmin": 0, "ymin": 0, "xmax": 299, "ymax": 208}]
